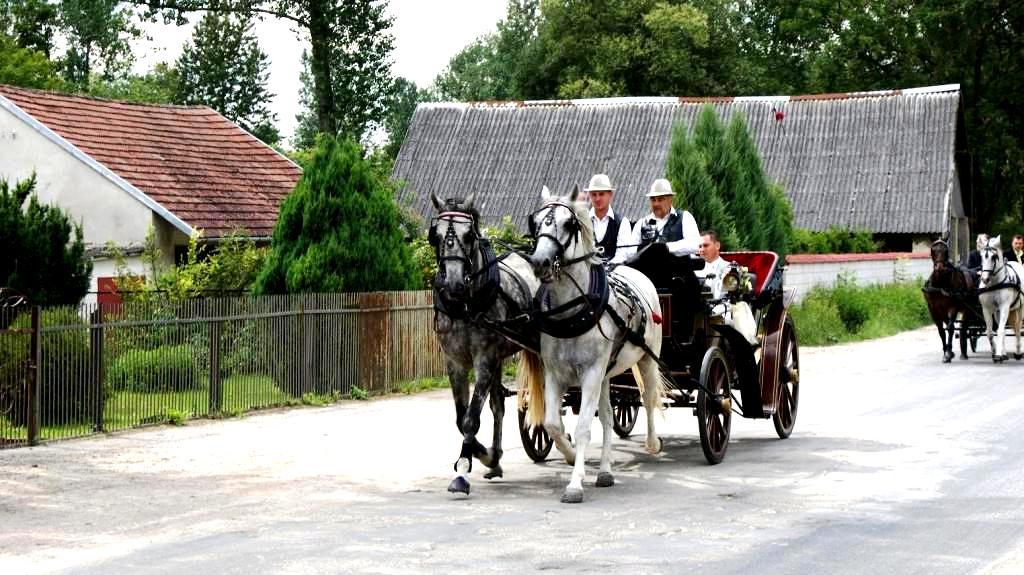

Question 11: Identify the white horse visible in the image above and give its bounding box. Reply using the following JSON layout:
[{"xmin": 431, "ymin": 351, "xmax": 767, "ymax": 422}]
[
  {"xmin": 978, "ymin": 236, "xmax": 1024, "ymax": 362},
  {"xmin": 521, "ymin": 185, "xmax": 669, "ymax": 503}
]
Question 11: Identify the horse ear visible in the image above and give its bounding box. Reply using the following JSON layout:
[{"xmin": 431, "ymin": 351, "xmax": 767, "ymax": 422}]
[
  {"xmin": 464, "ymin": 191, "xmax": 476, "ymax": 211},
  {"xmin": 993, "ymin": 235, "xmax": 1002, "ymax": 248},
  {"xmin": 541, "ymin": 185, "xmax": 552, "ymax": 200},
  {"xmin": 563, "ymin": 184, "xmax": 579, "ymax": 203},
  {"xmin": 431, "ymin": 192, "xmax": 444, "ymax": 212}
]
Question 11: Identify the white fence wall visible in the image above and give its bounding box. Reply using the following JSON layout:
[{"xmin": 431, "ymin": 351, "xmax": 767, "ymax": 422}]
[{"xmin": 783, "ymin": 252, "xmax": 931, "ymax": 302}]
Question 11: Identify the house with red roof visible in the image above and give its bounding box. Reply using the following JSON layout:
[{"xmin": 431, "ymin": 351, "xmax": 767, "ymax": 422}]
[{"xmin": 0, "ymin": 85, "xmax": 302, "ymax": 303}]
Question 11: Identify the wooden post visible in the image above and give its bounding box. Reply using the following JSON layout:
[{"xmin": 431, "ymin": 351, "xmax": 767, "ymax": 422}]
[
  {"xmin": 208, "ymin": 321, "xmax": 222, "ymax": 413},
  {"xmin": 90, "ymin": 308, "xmax": 105, "ymax": 431},
  {"xmin": 27, "ymin": 306, "xmax": 40, "ymax": 446}
]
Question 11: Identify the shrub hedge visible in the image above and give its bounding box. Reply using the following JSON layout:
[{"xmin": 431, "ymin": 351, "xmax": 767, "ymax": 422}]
[{"xmin": 107, "ymin": 344, "xmax": 202, "ymax": 392}]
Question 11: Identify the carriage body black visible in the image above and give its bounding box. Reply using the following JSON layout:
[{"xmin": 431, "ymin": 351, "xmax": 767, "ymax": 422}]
[{"xmin": 518, "ymin": 243, "xmax": 801, "ymax": 465}]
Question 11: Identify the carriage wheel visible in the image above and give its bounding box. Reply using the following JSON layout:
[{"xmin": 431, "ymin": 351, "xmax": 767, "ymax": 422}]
[
  {"xmin": 612, "ymin": 403, "xmax": 639, "ymax": 438},
  {"xmin": 772, "ymin": 318, "xmax": 800, "ymax": 439},
  {"xmin": 517, "ymin": 406, "xmax": 552, "ymax": 462},
  {"xmin": 697, "ymin": 347, "xmax": 732, "ymax": 465}
]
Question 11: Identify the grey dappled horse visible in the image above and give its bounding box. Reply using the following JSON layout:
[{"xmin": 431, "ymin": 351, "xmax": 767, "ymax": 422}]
[
  {"xmin": 977, "ymin": 236, "xmax": 1024, "ymax": 362},
  {"xmin": 430, "ymin": 193, "xmax": 542, "ymax": 495}
]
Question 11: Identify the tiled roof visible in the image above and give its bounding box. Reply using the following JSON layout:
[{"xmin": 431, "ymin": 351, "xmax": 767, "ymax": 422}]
[
  {"xmin": 0, "ymin": 85, "xmax": 301, "ymax": 238},
  {"xmin": 394, "ymin": 85, "xmax": 963, "ymax": 235}
]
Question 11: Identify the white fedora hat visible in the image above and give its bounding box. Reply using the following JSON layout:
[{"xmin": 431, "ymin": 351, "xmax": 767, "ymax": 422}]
[
  {"xmin": 646, "ymin": 178, "xmax": 674, "ymax": 197},
  {"xmin": 584, "ymin": 173, "xmax": 615, "ymax": 192}
]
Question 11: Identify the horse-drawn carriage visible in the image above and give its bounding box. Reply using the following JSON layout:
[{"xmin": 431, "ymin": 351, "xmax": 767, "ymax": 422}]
[
  {"xmin": 431, "ymin": 187, "xmax": 800, "ymax": 502},
  {"xmin": 517, "ymin": 242, "xmax": 800, "ymax": 465}
]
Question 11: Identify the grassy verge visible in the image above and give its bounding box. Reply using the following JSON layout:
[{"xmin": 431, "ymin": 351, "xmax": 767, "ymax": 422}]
[{"xmin": 789, "ymin": 279, "xmax": 930, "ymax": 346}]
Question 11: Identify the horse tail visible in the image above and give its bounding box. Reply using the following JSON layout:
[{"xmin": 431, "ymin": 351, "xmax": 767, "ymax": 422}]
[
  {"xmin": 516, "ymin": 350, "xmax": 545, "ymax": 427},
  {"xmin": 630, "ymin": 362, "xmax": 670, "ymax": 413}
]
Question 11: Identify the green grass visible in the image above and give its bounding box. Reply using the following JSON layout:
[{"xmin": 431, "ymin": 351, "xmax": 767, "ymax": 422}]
[
  {"xmin": 789, "ymin": 280, "xmax": 930, "ymax": 346},
  {"xmin": 1, "ymin": 373, "xmax": 454, "ymax": 444}
]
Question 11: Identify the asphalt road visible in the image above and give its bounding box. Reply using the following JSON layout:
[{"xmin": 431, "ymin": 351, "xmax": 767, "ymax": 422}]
[{"xmin": 1, "ymin": 327, "xmax": 1023, "ymax": 574}]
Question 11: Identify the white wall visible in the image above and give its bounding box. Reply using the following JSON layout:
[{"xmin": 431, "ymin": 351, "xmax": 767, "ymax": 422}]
[
  {"xmin": 85, "ymin": 255, "xmax": 148, "ymax": 306},
  {"xmin": 0, "ymin": 106, "xmax": 175, "ymax": 297},
  {"xmin": 0, "ymin": 107, "xmax": 154, "ymax": 248},
  {"xmin": 784, "ymin": 253, "xmax": 931, "ymax": 302}
]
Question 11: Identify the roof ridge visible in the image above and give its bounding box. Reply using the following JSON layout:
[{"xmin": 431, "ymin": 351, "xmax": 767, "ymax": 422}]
[
  {"xmin": 419, "ymin": 84, "xmax": 961, "ymax": 109},
  {"xmin": 0, "ymin": 83, "xmax": 209, "ymax": 111}
]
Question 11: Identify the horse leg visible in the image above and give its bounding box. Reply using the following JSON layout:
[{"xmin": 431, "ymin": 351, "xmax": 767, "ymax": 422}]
[
  {"xmin": 483, "ymin": 367, "xmax": 505, "ymax": 480},
  {"xmin": 638, "ymin": 355, "xmax": 663, "ymax": 454},
  {"xmin": 943, "ymin": 315, "xmax": 956, "ymax": 363},
  {"xmin": 447, "ymin": 358, "xmax": 496, "ymax": 494},
  {"xmin": 543, "ymin": 373, "xmax": 574, "ymax": 467},
  {"xmin": 957, "ymin": 311, "xmax": 969, "ymax": 360},
  {"xmin": 595, "ymin": 375, "xmax": 615, "ymax": 488},
  {"xmin": 562, "ymin": 363, "xmax": 605, "ymax": 504},
  {"xmin": 996, "ymin": 304, "xmax": 1011, "ymax": 362},
  {"xmin": 982, "ymin": 304, "xmax": 997, "ymax": 361},
  {"xmin": 447, "ymin": 361, "xmax": 473, "ymax": 494},
  {"xmin": 933, "ymin": 320, "xmax": 951, "ymax": 362}
]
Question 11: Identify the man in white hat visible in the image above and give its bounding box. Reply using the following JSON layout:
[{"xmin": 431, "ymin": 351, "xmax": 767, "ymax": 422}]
[
  {"xmin": 584, "ymin": 173, "xmax": 633, "ymax": 264},
  {"xmin": 630, "ymin": 178, "xmax": 700, "ymax": 256}
]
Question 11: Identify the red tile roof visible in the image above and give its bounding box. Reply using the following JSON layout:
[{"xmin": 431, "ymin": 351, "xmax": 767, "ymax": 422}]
[{"xmin": 0, "ymin": 85, "xmax": 301, "ymax": 238}]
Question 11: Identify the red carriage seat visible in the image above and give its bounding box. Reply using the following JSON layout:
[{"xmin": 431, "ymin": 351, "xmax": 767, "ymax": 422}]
[{"xmin": 720, "ymin": 251, "xmax": 780, "ymax": 296}]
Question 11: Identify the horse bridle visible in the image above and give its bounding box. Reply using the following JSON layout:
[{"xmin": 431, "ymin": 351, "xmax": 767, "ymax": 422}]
[
  {"xmin": 430, "ymin": 211, "xmax": 484, "ymax": 290},
  {"xmin": 979, "ymin": 246, "xmax": 1006, "ymax": 284},
  {"xmin": 528, "ymin": 202, "xmax": 594, "ymax": 279}
]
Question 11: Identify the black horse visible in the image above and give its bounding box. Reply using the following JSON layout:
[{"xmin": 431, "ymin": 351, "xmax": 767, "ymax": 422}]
[{"xmin": 922, "ymin": 240, "xmax": 977, "ymax": 362}]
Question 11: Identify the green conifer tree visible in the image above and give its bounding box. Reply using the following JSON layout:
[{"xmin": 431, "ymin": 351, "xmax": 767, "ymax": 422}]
[
  {"xmin": 724, "ymin": 111, "xmax": 766, "ymax": 250},
  {"xmin": 665, "ymin": 121, "xmax": 740, "ymax": 250},
  {"xmin": 255, "ymin": 136, "xmax": 418, "ymax": 294}
]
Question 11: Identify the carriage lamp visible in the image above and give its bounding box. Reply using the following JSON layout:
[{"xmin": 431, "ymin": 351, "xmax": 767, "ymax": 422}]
[{"xmin": 722, "ymin": 270, "xmax": 740, "ymax": 293}]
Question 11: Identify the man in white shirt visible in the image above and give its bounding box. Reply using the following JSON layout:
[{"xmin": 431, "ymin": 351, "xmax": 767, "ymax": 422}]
[
  {"xmin": 584, "ymin": 173, "xmax": 633, "ymax": 264},
  {"xmin": 697, "ymin": 229, "xmax": 730, "ymax": 299},
  {"xmin": 630, "ymin": 179, "xmax": 700, "ymax": 256}
]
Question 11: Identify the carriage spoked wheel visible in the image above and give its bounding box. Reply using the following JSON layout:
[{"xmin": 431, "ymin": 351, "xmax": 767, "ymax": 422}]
[
  {"xmin": 611, "ymin": 403, "xmax": 639, "ymax": 438},
  {"xmin": 772, "ymin": 318, "xmax": 800, "ymax": 439},
  {"xmin": 697, "ymin": 346, "xmax": 733, "ymax": 465},
  {"xmin": 517, "ymin": 405, "xmax": 553, "ymax": 462}
]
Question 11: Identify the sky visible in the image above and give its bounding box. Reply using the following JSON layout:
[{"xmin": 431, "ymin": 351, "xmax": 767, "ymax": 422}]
[{"xmin": 131, "ymin": 0, "xmax": 507, "ymax": 144}]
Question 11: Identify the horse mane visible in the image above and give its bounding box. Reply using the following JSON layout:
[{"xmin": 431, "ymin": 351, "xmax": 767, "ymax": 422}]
[{"xmin": 558, "ymin": 198, "xmax": 601, "ymax": 265}]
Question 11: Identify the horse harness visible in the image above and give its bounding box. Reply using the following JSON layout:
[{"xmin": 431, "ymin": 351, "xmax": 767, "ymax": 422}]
[{"xmin": 431, "ymin": 210, "xmax": 538, "ymax": 353}]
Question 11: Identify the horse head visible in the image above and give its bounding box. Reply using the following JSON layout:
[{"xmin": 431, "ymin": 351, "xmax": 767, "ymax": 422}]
[
  {"xmin": 528, "ymin": 184, "xmax": 595, "ymax": 282},
  {"xmin": 979, "ymin": 235, "xmax": 1004, "ymax": 288},
  {"xmin": 930, "ymin": 239, "xmax": 951, "ymax": 273},
  {"xmin": 430, "ymin": 192, "xmax": 481, "ymax": 298}
]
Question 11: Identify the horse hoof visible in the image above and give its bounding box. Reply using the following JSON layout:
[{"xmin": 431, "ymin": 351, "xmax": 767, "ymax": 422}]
[
  {"xmin": 646, "ymin": 437, "xmax": 663, "ymax": 455},
  {"xmin": 560, "ymin": 487, "xmax": 584, "ymax": 504},
  {"xmin": 447, "ymin": 476, "xmax": 470, "ymax": 495},
  {"xmin": 484, "ymin": 465, "xmax": 503, "ymax": 480},
  {"xmin": 942, "ymin": 355, "xmax": 952, "ymax": 363},
  {"xmin": 1001, "ymin": 355, "xmax": 1009, "ymax": 362},
  {"xmin": 1014, "ymin": 354, "xmax": 1023, "ymax": 361},
  {"xmin": 595, "ymin": 472, "xmax": 615, "ymax": 488}
]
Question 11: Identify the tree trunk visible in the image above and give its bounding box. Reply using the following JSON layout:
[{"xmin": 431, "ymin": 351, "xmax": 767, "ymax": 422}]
[{"xmin": 307, "ymin": 1, "xmax": 336, "ymax": 136}]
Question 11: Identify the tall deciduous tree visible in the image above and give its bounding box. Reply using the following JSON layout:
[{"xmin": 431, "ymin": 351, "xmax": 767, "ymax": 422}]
[
  {"xmin": 59, "ymin": 0, "xmax": 139, "ymax": 88},
  {"xmin": 382, "ymin": 77, "xmax": 423, "ymax": 159},
  {"xmin": 1, "ymin": 0, "xmax": 57, "ymax": 57},
  {"xmin": 0, "ymin": 32, "xmax": 63, "ymax": 89},
  {"xmin": 87, "ymin": 62, "xmax": 180, "ymax": 104},
  {"xmin": 0, "ymin": 174, "xmax": 92, "ymax": 306},
  {"xmin": 255, "ymin": 136, "xmax": 418, "ymax": 294},
  {"xmin": 140, "ymin": 0, "xmax": 395, "ymax": 143},
  {"xmin": 176, "ymin": 8, "xmax": 278, "ymax": 144}
]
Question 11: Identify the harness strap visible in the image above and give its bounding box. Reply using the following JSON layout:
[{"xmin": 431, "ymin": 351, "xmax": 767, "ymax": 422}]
[{"xmin": 532, "ymin": 265, "xmax": 609, "ymax": 338}]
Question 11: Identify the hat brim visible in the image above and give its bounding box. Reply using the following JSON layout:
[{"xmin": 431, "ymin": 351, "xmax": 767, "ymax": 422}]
[
  {"xmin": 585, "ymin": 187, "xmax": 615, "ymax": 193},
  {"xmin": 645, "ymin": 191, "xmax": 674, "ymax": 197}
]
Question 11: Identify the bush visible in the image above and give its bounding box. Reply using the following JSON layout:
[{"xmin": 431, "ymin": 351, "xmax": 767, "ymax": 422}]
[
  {"xmin": 790, "ymin": 280, "xmax": 929, "ymax": 346},
  {"xmin": 107, "ymin": 344, "xmax": 202, "ymax": 392},
  {"xmin": 790, "ymin": 226, "xmax": 881, "ymax": 254},
  {"xmin": 0, "ymin": 308, "xmax": 105, "ymax": 427}
]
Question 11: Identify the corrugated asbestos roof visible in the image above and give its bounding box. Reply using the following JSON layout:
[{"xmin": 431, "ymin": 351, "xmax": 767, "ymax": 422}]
[{"xmin": 393, "ymin": 85, "xmax": 961, "ymax": 234}]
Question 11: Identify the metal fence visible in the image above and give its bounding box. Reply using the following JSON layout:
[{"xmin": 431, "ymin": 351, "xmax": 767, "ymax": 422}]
[{"xmin": 0, "ymin": 291, "xmax": 445, "ymax": 447}]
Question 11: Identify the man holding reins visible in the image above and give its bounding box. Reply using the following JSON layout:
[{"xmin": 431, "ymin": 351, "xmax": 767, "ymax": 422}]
[{"xmin": 584, "ymin": 173, "xmax": 633, "ymax": 264}]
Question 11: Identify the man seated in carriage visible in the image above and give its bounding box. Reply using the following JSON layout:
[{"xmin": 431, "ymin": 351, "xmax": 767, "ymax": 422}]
[
  {"xmin": 697, "ymin": 229, "xmax": 730, "ymax": 299},
  {"xmin": 629, "ymin": 178, "xmax": 701, "ymax": 257},
  {"xmin": 584, "ymin": 173, "xmax": 633, "ymax": 264}
]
